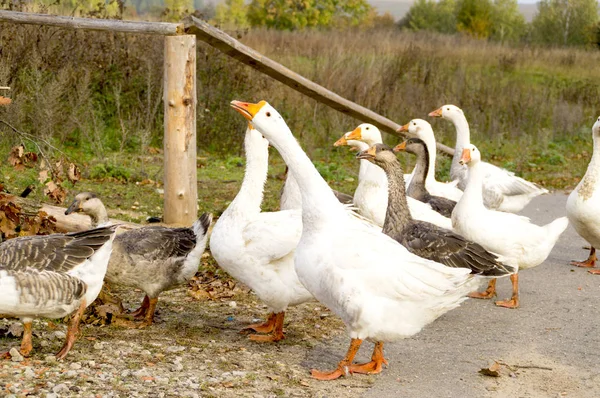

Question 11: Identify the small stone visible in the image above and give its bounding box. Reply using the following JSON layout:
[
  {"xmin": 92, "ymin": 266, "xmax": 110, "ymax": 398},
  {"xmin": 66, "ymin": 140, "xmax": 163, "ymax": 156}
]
[
  {"xmin": 166, "ymin": 345, "xmax": 185, "ymax": 353},
  {"xmin": 121, "ymin": 370, "xmax": 131, "ymax": 378},
  {"xmin": 69, "ymin": 362, "xmax": 82, "ymax": 370},
  {"xmin": 232, "ymin": 371, "xmax": 247, "ymax": 378},
  {"xmin": 9, "ymin": 348, "xmax": 23, "ymax": 362},
  {"xmin": 87, "ymin": 360, "xmax": 96, "ymax": 368},
  {"xmin": 141, "ymin": 350, "xmax": 152, "ymax": 356},
  {"xmin": 53, "ymin": 331, "xmax": 66, "ymax": 340},
  {"xmin": 45, "ymin": 394, "xmax": 58, "ymax": 398},
  {"xmin": 39, "ymin": 340, "xmax": 49, "ymax": 347},
  {"xmin": 229, "ymin": 301, "xmax": 237, "ymax": 309},
  {"xmin": 44, "ymin": 355, "xmax": 57, "ymax": 363},
  {"xmin": 93, "ymin": 342, "xmax": 104, "ymax": 350},
  {"xmin": 52, "ymin": 383, "xmax": 70, "ymax": 394},
  {"xmin": 23, "ymin": 367, "xmax": 35, "ymax": 379},
  {"xmin": 65, "ymin": 370, "xmax": 78, "ymax": 378},
  {"xmin": 171, "ymin": 362, "xmax": 184, "ymax": 372}
]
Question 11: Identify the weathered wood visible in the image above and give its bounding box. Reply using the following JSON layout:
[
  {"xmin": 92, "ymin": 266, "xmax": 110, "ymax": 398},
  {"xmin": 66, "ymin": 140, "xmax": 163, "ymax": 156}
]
[
  {"xmin": 0, "ymin": 10, "xmax": 183, "ymax": 36},
  {"xmin": 163, "ymin": 35, "xmax": 198, "ymax": 225},
  {"xmin": 183, "ymin": 16, "xmax": 455, "ymax": 156},
  {"xmin": 0, "ymin": 87, "xmax": 10, "ymax": 90}
]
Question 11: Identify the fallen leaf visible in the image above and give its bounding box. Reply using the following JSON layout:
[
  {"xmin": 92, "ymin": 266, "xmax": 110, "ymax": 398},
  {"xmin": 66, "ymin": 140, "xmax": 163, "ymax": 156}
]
[
  {"xmin": 479, "ymin": 361, "xmax": 502, "ymax": 377},
  {"xmin": 38, "ymin": 169, "xmax": 49, "ymax": 184},
  {"xmin": 67, "ymin": 163, "xmax": 81, "ymax": 184}
]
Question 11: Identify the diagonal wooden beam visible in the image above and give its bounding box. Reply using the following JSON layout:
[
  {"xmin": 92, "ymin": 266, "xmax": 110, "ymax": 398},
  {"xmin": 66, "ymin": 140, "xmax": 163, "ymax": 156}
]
[{"xmin": 183, "ymin": 15, "xmax": 454, "ymax": 156}]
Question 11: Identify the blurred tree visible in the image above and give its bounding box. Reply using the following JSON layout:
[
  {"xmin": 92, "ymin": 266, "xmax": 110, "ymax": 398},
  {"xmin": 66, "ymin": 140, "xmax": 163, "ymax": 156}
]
[
  {"xmin": 399, "ymin": 0, "xmax": 457, "ymax": 34},
  {"xmin": 246, "ymin": 0, "xmax": 373, "ymax": 30},
  {"xmin": 456, "ymin": 0, "xmax": 493, "ymax": 39},
  {"xmin": 531, "ymin": 0, "xmax": 600, "ymax": 46},
  {"xmin": 490, "ymin": 0, "xmax": 526, "ymax": 43},
  {"xmin": 214, "ymin": 0, "xmax": 249, "ymax": 28},
  {"xmin": 163, "ymin": 0, "xmax": 194, "ymax": 20}
]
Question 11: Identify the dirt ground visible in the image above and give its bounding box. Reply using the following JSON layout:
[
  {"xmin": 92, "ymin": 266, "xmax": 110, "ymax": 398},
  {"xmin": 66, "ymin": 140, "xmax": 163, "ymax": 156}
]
[{"xmin": 1, "ymin": 192, "xmax": 599, "ymax": 398}]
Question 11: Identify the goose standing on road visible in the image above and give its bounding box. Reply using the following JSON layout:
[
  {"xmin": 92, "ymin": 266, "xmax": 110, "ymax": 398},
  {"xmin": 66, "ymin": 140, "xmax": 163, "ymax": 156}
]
[
  {"xmin": 566, "ymin": 116, "xmax": 600, "ymax": 274},
  {"xmin": 429, "ymin": 105, "xmax": 548, "ymax": 212},
  {"xmin": 453, "ymin": 145, "xmax": 568, "ymax": 308},
  {"xmin": 232, "ymin": 100, "xmax": 478, "ymax": 380}
]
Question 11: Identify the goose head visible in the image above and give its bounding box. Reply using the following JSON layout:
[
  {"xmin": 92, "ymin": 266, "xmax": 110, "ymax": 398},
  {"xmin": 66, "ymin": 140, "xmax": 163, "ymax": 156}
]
[
  {"xmin": 393, "ymin": 137, "xmax": 427, "ymax": 157},
  {"xmin": 428, "ymin": 104, "xmax": 464, "ymax": 122},
  {"xmin": 593, "ymin": 116, "xmax": 600, "ymax": 138},
  {"xmin": 397, "ymin": 119, "xmax": 434, "ymax": 140},
  {"xmin": 333, "ymin": 131, "xmax": 367, "ymax": 151},
  {"xmin": 230, "ymin": 100, "xmax": 289, "ymax": 145},
  {"xmin": 344, "ymin": 123, "xmax": 383, "ymax": 146},
  {"xmin": 356, "ymin": 143, "xmax": 397, "ymax": 169},
  {"xmin": 458, "ymin": 144, "xmax": 481, "ymax": 167},
  {"xmin": 65, "ymin": 192, "xmax": 105, "ymax": 217}
]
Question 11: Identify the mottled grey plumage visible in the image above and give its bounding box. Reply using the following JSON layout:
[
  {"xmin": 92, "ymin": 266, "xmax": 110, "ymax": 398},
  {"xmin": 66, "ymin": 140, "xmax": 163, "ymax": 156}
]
[
  {"xmin": 0, "ymin": 269, "xmax": 87, "ymax": 317},
  {"xmin": 65, "ymin": 192, "xmax": 213, "ymax": 325},
  {"xmin": 0, "ymin": 226, "xmax": 118, "ymax": 272},
  {"xmin": 357, "ymin": 144, "xmax": 514, "ymax": 277},
  {"xmin": 401, "ymin": 138, "xmax": 457, "ymax": 217}
]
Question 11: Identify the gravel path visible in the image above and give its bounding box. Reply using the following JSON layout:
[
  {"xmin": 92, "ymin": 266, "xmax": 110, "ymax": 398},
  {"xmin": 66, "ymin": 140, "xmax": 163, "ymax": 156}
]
[{"xmin": 1, "ymin": 192, "xmax": 599, "ymax": 397}]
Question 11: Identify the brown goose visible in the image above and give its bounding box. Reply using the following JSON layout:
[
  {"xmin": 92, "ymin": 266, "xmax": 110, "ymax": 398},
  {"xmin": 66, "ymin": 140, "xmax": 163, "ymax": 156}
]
[
  {"xmin": 394, "ymin": 138, "xmax": 457, "ymax": 218},
  {"xmin": 0, "ymin": 226, "xmax": 117, "ymax": 359},
  {"xmin": 65, "ymin": 192, "xmax": 212, "ymax": 327},
  {"xmin": 356, "ymin": 144, "xmax": 514, "ymax": 277}
]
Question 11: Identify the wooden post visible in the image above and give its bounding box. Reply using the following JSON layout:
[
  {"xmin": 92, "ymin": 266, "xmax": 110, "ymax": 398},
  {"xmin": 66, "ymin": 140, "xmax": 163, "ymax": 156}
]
[{"xmin": 163, "ymin": 35, "xmax": 198, "ymax": 225}]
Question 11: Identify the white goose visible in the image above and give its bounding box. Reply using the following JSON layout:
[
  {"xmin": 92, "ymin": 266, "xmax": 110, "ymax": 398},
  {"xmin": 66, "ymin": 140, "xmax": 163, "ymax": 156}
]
[
  {"xmin": 232, "ymin": 100, "xmax": 477, "ymax": 380},
  {"xmin": 334, "ymin": 130, "xmax": 453, "ymax": 230},
  {"xmin": 453, "ymin": 145, "xmax": 568, "ymax": 308},
  {"xmin": 566, "ymin": 116, "xmax": 600, "ymax": 274},
  {"xmin": 397, "ymin": 119, "xmax": 463, "ymax": 201},
  {"xmin": 65, "ymin": 192, "xmax": 212, "ymax": 327},
  {"xmin": 0, "ymin": 226, "xmax": 116, "ymax": 359},
  {"xmin": 429, "ymin": 105, "xmax": 548, "ymax": 212},
  {"xmin": 210, "ymin": 125, "xmax": 312, "ymax": 342}
]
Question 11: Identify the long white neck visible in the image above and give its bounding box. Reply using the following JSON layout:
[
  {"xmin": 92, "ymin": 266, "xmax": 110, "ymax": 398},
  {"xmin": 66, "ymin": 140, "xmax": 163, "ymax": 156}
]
[
  {"xmin": 225, "ymin": 132, "xmax": 268, "ymax": 218},
  {"xmin": 281, "ymin": 171, "xmax": 302, "ymax": 210},
  {"xmin": 450, "ymin": 115, "xmax": 471, "ymax": 179},
  {"xmin": 579, "ymin": 134, "xmax": 600, "ymax": 196},
  {"xmin": 460, "ymin": 160, "xmax": 486, "ymax": 211},
  {"xmin": 421, "ymin": 127, "xmax": 438, "ymax": 184},
  {"xmin": 270, "ymin": 130, "xmax": 343, "ymax": 223}
]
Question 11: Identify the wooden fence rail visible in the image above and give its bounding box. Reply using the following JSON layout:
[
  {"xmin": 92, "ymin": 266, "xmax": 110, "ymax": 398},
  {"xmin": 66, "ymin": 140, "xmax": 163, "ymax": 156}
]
[{"xmin": 0, "ymin": 10, "xmax": 182, "ymax": 35}]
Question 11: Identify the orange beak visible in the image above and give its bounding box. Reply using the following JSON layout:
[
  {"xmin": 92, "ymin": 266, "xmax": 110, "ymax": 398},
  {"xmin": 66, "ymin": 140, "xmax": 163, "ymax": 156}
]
[
  {"xmin": 428, "ymin": 107, "xmax": 443, "ymax": 118},
  {"xmin": 397, "ymin": 123, "xmax": 409, "ymax": 133},
  {"xmin": 346, "ymin": 126, "xmax": 362, "ymax": 141},
  {"xmin": 230, "ymin": 100, "xmax": 266, "ymax": 121},
  {"xmin": 459, "ymin": 148, "xmax": 471, "ymax": 165},
  {"xmin": 356, "ymin": 145, "xmax": 378, "ymax": 161},
  {"xmin": 393, "ymin": 141, "xmax": 407, "ymax": 153},
  {"xmin": 333, "ymin": 135, "xmax": 348, "ymax": 147}
]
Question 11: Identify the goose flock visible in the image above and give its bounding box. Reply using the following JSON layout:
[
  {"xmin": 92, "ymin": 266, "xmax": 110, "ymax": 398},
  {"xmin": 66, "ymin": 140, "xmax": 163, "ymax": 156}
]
[{"xmin": 1, "ymin": 101, "xmax": 598, "ymax": 384}]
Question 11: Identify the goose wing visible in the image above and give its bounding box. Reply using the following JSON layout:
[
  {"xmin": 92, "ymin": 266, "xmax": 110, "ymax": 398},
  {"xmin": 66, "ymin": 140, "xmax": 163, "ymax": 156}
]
[
  {"xmin": 117, "ymin": 226, "xmax": 198, "ymax": 262},
  {"xmin": 242, "ymin": 210, "xmax": 302, "ymax": 263},
  {"xmin": 402, "ymin": 222, "xmax": 515, "ymax": 276},
  {"xmin": 0, "ymin": 226, "xmax": 116, "ymax": 272}
]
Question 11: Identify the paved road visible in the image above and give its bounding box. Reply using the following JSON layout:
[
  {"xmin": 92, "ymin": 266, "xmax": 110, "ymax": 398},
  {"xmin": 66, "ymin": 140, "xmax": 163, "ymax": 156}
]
[{"xmin": 306, "ymin": 193, "xmax": 600, "ymax": 398}]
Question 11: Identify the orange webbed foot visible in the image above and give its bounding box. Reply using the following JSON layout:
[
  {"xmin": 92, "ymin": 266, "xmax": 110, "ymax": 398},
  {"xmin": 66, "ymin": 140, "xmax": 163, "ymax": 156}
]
[
  {"xmin": 570, "ymin": 259, "xmax": 596, "ymax": 268},
  {"xmin": 495, "ymin": 298, "xmax": 519, "ymax": 309},
  {"xmin": 588, "ymin": 269, "xmax": 600, "ymax": 275},
  {"xmin": 248, "ymin": 331, "xmax": 284, "ymax": 342},
  {"xmin": 240, "ymin": 313, "xmax": 277, "ymax": 335},
  {"xmin": 468, "ymin": 290, "xmax": 496, "ymax": 300}
]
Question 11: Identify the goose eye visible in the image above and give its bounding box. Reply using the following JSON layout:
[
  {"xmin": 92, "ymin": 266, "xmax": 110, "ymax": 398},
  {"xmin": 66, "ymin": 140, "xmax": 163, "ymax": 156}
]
[
  {"xmin": 266, "ymin": 112, "xmax": 271, "ymax": 117},
  {"xmin": 446, "ymin": 108, "xmax": 450, "ymax": 111},
  {"xmin": 366, "ymin": 127, "xmax": 370, "ymax": 130},
  {"xmin": 412, "ymin": 122, "xmax": 416, "ymax": 125}
]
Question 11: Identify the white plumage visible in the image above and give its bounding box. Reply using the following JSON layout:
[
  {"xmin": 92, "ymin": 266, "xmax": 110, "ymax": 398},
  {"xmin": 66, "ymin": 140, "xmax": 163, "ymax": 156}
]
[
  {"xmin": 232, "ymin": 100, "xmax": 476, "ymax": 380},
  {"xmin": 430, "ymin": 105, "xmax": 548, "ymax": 212},
  {"xmin": 566, "ymin": 116, "xmax": 600, "ymax": 273}
]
